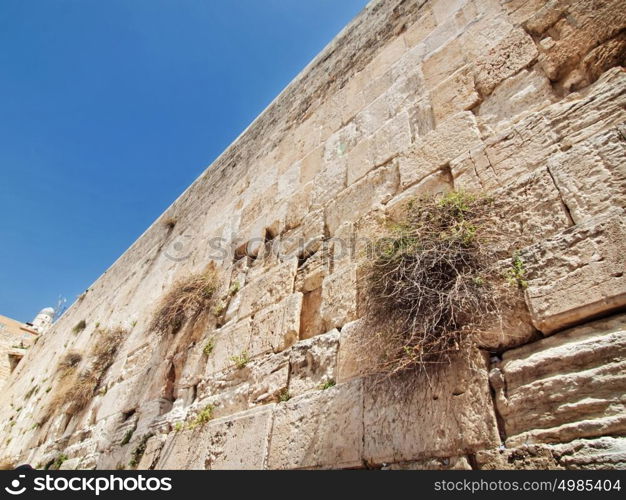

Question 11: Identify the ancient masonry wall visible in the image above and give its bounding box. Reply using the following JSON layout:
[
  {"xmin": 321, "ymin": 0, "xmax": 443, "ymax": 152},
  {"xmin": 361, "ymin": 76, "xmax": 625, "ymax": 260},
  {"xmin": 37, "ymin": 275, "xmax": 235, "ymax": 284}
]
[{"xmin": 1, "ymin": 0, "xmax": 625, "ymax": 470}]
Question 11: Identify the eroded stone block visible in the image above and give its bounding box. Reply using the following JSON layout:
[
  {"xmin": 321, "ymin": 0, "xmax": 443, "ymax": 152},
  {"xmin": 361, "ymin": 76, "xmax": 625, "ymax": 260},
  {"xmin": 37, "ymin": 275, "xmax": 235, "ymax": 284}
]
[
  {"xmin": 363, "ymin": 346, "xmax": 499, "ymax": 464},
  {"xmin": 491, "ymin": 313, "xmax": 626, "ymax": 447},
  {"xmin": 523, "ymin": 214, "xmax": 626, "ymax": 334},
  {"xmin": 268, "ymin": 380, "xmax": 363, "ymax": 469}
]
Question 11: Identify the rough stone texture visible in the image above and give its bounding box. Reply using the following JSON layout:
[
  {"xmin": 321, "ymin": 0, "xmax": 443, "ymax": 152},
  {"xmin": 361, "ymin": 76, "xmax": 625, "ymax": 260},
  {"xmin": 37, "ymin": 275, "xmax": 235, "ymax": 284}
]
[
  {"xmin": 398, "ymin": 111, "xmax": 482, "ymax": 189},
  {"xmin": 319, "ymin": 265, "xmax": 358, "ymax": 331},
  {"xmin": 523, "ymin": 214, "xmax": 626, "ymax": 334},
  {"xmin": 491, "ymin": 314, "xmax": 626, "ymax": 447},
  {"xmin": 289, "ymin": 330, "xmax": 339, "ymax": 396},
  {"xmin": 1, "ymin": 0, "xmax": 625, "ymax": 470},
  {"xmin": 474, "ymin": 28, "xmax": 538, "ymax": 96},
  {"xmin": 364, "ymin": 347, "xmax": 500, "ymax": 464},
  {"xmin": 157, "ymin": 405, "xmax": 273, "ymax": 469},
  {"xmin": 267, "ymin": 380, "xmax": 363, "ymax": 469}
]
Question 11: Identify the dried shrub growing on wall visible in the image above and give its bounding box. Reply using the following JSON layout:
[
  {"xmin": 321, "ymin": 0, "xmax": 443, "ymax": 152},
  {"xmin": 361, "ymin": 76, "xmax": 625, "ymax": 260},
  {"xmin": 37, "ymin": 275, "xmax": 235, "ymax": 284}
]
[
  {"xmin": 364, "ymin": 192, "xmax": 513, "ymax": 376},
  {"xmin": 72, "ymin": 319, "xmax": 87, "ymax": 334},
  {"xmin": 150, "ymin": 270, "xmax": 218, "ymax": 335},
  {"xmin": 44, "ymin": 327, "xmax": 126, "ymax": 421},
  {"xmin": 59, "ymin": 351, "xmax": 83, "ymax": 378},
  {"xmin": 162, "ymin": 217, "xmax": 177, "ymax": 230}
]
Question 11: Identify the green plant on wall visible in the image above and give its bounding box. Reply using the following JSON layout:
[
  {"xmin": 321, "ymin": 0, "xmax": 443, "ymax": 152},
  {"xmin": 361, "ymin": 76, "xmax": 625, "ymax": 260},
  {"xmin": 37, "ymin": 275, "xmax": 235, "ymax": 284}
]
[
  {"xmin": 230, "ymin": 351, "xmax": 250, "ymax": 369},
  {"xmin": 203, "ymin": 337, "xmax": 216, "ymax": 357},
  {"xmin": 72, "ymin": 320, "xmax": 87, "ymax": 334},
  {"xmin": 506, "ymin": 252, "xmax": 528, "ymax": 289}
]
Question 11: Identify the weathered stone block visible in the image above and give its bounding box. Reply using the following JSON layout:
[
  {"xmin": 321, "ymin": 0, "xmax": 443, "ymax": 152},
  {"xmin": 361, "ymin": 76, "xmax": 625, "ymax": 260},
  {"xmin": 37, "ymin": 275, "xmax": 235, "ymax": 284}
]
[
  {"xmin": 523, "ymin": 214, "xmax": 626, "ymax": 334},
  {"xmin": 491, "ymin": 313, "xmax": 626, "ymax": 447},
  {"xmin": 320, "ymin": 264, "xmax": 358, "ymax": 331},
  {"xmin": 535, "ymin": 0, "xmax": 626, "ymax": 83},
  {"xmin": 326, "ymin": 162, "xmax": 399, "ymax": 237},
  {"xmin": 252, "ymin": 293, "xmax": 302, "ymax": 354},
  {"xmin": 399, "ymin": 111, "xmax": 482, "ymax": 188},
  {"xmin": 346, "ymin": 136, "xmax": 374, "ymax": 186},
  {"xmin": 477, "ymin": 68, "xmax": 555, "ymax": 126},
  {"xmin": 371, "ymin": 111, "xmax": 412, "ymax": 166},
  {"xmin": 289, "ymin": 329, "xmax": 339, "ymax": 396},
  {"xmin": 474, "ymin": 28, "xmax": 538, "ymax": 96},
  {"xmin": 204, "ymin": 318, "xmax": 253, "ymax": 376},
  {"xmin": 405, "ymin": 5, "xmax": 436, "ymax": 48},
  {"xmin": 430, "ymin": 65, "xmax": 480, "ymax": 124},
  {"xmin": 363, "ymin": 347, "xmax": 499, "ymax": 464},
  {"xmin": 157, "ymin": 405, "xmax": 274, "ymax": 469},
  {"xmin": 200, "ymin": 352, "xmax": 288, "ymax": 418},
  {"xmin": 238, "ymin": 258, "xmax": 297, "ymax": 318},
  {"xmin": 484, "ymin": 69, "xmax": 626, "ymax": 183},
  {"xmin": 336, "ymin": 318, "xmax": 379, "ymax": 383},
  {"xmin": 422, "ymin": 37, "xmax": 466, "ymax": 90},
  {"xmin": 547, "ymin": 127, "xmax": 626, "ymax": 224},
  {"xmin": 267, "ymin": 380, "xmax": 363, "ymax": 469}
]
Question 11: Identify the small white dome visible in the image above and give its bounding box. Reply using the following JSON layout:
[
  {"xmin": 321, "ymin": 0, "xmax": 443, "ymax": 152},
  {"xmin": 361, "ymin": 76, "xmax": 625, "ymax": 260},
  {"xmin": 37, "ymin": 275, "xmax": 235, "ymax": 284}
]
[{"xmin": 39, "ymin": 307, "xmax": 55, "ymax": 317}]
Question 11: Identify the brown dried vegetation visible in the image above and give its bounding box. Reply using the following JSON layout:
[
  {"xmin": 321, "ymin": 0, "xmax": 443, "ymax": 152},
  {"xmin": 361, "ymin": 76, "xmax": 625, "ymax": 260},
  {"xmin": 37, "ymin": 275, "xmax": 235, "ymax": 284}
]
[
  {"xmin": 364, "ymin": 192, "xmax": 517, "ymax": 376},
  {"xmin": 150, "ymin": 270, "xmax": 218, "ymax": 335},
  {"xmin": 44, "ymin": 327, "xmax": 126, "ymax": 421}
]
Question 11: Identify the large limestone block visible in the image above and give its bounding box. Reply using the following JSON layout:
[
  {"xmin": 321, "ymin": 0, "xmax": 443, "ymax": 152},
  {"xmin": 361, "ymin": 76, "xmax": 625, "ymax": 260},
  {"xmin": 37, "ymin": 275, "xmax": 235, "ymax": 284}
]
[
  {"xmin": 237, "ymin": 258, "xmax": 297, "ymax": 318},
  {"xmin": 422, "ymin": 37, "xmax": 466, "ymax": 90},
  {"xmin": 326, "ymin": 162, "xmax": 399, "ymax": 236},
  {"xmin": 267, "ymin": 380, "xmax": 363, "ymax": 469},
  {"xmin": 430, "ymin": 65, "xmax": 480, "ymax": 124},
  {"xmin": 534, "ymin": 0, "xmax": 626, "ymax": 84},
  {"xmin": 288, "ymin": 329, "xmax": 339, "ymax": 396},
  {"xmin": 489, "ymin": 167, "xmax": 573, "ymax": 252},
  {"xmin": 205, "ymin": 293, "xmax": 300, "ymax": 377},
  {"xmin": 523, "ymin": 214, "xmax": 626, "ymax": 334},
  {"xmin": 278, "ymin": 209, "xmax": 325, "ymax": 258},
  {"xmin": 399, "ymin": 111, "xmax": 482, "ymax": 189},
  {"xmin": 385, "ymin": 168, "xmax": 452, "ymax": 222},
  {"xmin": 251, "ymin": 293, "xmax": 302, "ymax": 354},
  {"xmin": 204, "ymin": 318, "xmax": 253, "ymax": 376},
  {"xmin": 483, "ymin": 68, "xmax": 626, "ymax": 184},
  {"xmin": 200, "ymin": 352, "xmax": 288, "ymax": 419},
  {"xmin": 310, "ymin": 122, "xmax": 358, "ymax": 208},
  {"xmin": 346, "ymin": 136, "xmax": 374, "ymax": 186},
  {"xmin": 363, "ymin": 347, "xmax": 500, "ymax": 464},
  {"xmin": 157, "ymin": 405, "xmax": 274, "ymax": 469},
  {"xmin": 336, "ymin": 318, "xmax": 379, "ymax": 383},
  {"xmin": 370, "ymin": 111, "xmax": 412, "ymax": 167},
  {"xmin": 551, "ymin": 437, "xmax": 626, "ymax": 470},
  {"xmin": 320, "ymin": 264, "xmax": 359, "ymax": 331},
  {"xmin": 136, "ymin": 435, "xmax": 165, "ymax": 470},
  {"xmin": 477, "ymin": 68, "xmax": 555, "ymax": 126},
  {"xmin": 474, "ymin": 28, "xmax": 538, "ymax": 96},
  {"xmin": 404, "ymin": 5, "xmax": 436, "ymax": 48},
  {"xmin": 355, "ymin": 93, "xmax": 390, "ymax": 138},
  {"xmin": 547, "ymin": 127, "xmax": 626, "ymax": 224},
  {"xmin": 491, "ymin": 313, "xmax": 626, "ymax": 447}
]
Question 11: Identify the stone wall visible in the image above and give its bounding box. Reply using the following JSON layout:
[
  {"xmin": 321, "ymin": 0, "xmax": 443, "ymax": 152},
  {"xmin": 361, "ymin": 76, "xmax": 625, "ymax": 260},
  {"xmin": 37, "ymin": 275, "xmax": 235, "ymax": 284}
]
[{"xmin": 0, "ymin": 0, "xmax": 624, "ymax": 470}]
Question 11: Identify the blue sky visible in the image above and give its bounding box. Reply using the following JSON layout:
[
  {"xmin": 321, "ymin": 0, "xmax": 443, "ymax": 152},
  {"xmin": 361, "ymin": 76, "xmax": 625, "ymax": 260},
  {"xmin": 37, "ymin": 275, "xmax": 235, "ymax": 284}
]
[{"xmin": 0, "ymin": 0, "xmax": 369, "ymax": 322}]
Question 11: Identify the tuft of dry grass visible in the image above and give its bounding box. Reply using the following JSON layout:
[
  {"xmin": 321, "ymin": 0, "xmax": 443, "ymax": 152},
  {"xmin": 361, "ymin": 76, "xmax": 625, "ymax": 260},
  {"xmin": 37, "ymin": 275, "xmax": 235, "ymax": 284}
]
[
  {"xmin": 59, "ymin": 351, "xmax": 83, "ymax": 378},
  {"xmin": 44, "ymin": 327, "xmax": 126, "ymax": 421},
  {"xmin": 363, "ymin": 192, "xmax": 512, "ymax": 377},
  {"xmin": 150, "ymin": 271, "xmax": 218, "ymax": 335},
  {"xmin": 163, "ymin": 217, "xmax": 177, "ymax": 230},
  {"xmin": 72, "ymin": 319, "xmax": 87, "ymax": 334}
]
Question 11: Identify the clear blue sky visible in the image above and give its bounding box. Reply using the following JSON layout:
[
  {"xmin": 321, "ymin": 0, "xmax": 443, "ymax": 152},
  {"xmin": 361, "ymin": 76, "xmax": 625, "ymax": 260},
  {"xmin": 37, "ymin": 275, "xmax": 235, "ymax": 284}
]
[{"xmin": 0, "ymin": 0, "xmax": 369, "ymax": 322}]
